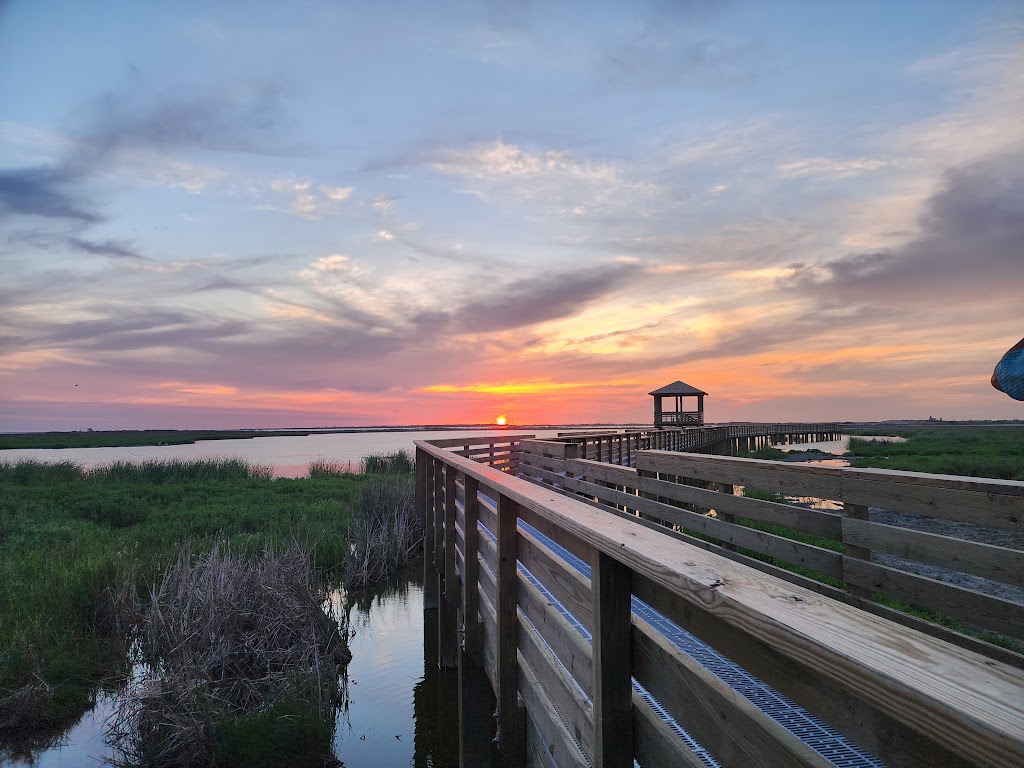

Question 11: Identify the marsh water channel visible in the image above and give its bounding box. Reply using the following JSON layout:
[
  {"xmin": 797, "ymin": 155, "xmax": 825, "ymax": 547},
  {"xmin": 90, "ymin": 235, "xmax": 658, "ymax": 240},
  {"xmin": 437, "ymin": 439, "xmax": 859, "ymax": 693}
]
[
  {"xmin": 6, "ymin": 567, "xmax": 499, "ymax": 768},
  {"xmin": 3, "ymin": 429, "xmax": 894, "ymax": 766}
]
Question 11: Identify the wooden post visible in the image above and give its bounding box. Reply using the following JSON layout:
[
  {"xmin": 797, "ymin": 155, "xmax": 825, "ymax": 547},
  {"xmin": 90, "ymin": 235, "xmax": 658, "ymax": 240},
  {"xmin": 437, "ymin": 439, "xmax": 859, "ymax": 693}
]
[
  {"xmin": 592, "ymin": 551, "xmax": 633, "ymax": 767},
  {"xmin": 463, "ymin": 475, "xmax": 481, "ymax": 657},
  {"xmin": 439, "ymin": 465, "xmax": 459, "ymax": 667},
  {"xmin": 496, "ymin": 493, "xmax": 524, "ymax": 764},
  {"xmin": 719, "ymin": 483, "xmax": 738, "ymax": 551},
  {"xmin": 433, "ymin": 458, "xmax": 444, "ymax": 571},
  {"xmin": 843, "ymin": 502, "xmax": 874, "ymax": 599},
  {"xmin": 423, "ymin": 454, "xmax": 438, "ymax": 610}
]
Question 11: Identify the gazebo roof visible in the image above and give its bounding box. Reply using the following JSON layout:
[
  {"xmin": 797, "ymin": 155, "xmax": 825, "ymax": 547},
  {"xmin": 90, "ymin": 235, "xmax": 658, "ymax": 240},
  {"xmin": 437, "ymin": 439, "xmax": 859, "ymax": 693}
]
[{"xmin": 648, "ymin": 380, "xmax": 708, "ymax": 397}]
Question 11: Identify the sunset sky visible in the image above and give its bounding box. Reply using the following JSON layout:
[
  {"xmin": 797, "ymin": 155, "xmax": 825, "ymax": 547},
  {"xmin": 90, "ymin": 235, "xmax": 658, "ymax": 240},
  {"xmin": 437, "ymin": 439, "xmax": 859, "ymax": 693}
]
[{"xmin": 2, "ymin": 1, "xmax": 1023, "ymax": 431}]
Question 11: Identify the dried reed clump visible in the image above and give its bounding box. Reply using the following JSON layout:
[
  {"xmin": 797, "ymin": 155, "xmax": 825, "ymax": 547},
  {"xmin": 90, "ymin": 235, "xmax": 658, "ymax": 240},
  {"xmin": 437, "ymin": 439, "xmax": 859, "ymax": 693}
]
[
  {"xmin": 342, "ymin": 475, "xmax": 421, "ymax": 588},
  {"xmin": 107, "ymin": 544, "xmax": 349, "ymax": 768}
]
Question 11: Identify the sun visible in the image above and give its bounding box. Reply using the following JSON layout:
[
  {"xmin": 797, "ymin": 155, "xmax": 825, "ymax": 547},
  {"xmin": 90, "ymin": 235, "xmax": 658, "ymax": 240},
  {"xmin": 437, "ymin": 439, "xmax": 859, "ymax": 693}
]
[{"xmin": 495, "ymin": 415, "xmax": 507, "ymax": 426}]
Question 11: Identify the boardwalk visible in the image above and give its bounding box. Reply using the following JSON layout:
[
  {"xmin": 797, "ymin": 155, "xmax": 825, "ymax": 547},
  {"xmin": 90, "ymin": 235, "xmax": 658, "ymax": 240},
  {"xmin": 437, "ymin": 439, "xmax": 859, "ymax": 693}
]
[{"xmin": 416, "ymin": 426, "xmax": 1024, "ymax": 768}]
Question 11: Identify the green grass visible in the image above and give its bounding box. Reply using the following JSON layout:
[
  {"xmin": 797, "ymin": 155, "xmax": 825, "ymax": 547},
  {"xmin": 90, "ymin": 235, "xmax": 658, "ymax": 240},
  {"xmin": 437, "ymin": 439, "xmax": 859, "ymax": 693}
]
[
  {"xmin": 735, "ymin": 446, "xmax": 787, "ymax": 461},
  {"xmin": 0, "ymin": 459, "xmax": 368, "ymax": 742},
  {"xmin": 361, "ymin": 449, "xmax": 414, "ymax": 475},
  {"xmin": 846, "ymin": 428, "xmax": 1024, "ymax": 480}
]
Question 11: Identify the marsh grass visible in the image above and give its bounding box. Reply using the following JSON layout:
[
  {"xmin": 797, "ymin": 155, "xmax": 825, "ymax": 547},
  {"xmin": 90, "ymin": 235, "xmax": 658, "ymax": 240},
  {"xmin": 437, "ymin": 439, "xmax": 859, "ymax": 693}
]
[
  {"xmin": 847, "ymin": 428, "xmax": 1024, "ymax": 480},
  {"xmin": 308, "ymin": 458, "xmax": 354, "ymax": 478},
  {"xmin": 736, "ymin": 446, "xmax": 787, "ymax": 461},
  {"xmin": 342, "ymin": 475, "xmax": 421, "ymax": 588},
  {"xmin": 361, "ymin": 449, "xmax": 414, "ymax": 475},
  {"xmin": 0, "ymin": 458, "xmax": 364, "ymax": 746}
]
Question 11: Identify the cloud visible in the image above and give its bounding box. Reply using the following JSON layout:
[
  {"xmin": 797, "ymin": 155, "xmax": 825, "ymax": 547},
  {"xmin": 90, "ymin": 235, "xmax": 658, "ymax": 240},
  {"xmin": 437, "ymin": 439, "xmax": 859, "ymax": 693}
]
[
  {"xmin": 78, "ymin": 83, "xmax": 295, "ymax": 157},
  {"xmin": 264, "ymin": 178, "xmax": 354, "ymax": 220},
  {"xmin": 0, "ymin": 165, "xmax": 98, "ymax": 223},
  {"xmin": 423, "ymin": 139, "xmax": 662, "ymax": 217},
  {"xmin": 776, "ymin": 157, "xmax": 900, "ymax": 179},
  {"xmin": 0, "ymin": 82, "xmax": 297, "ymax": 227},
  {"xmin": 68, "ymin": 237, "xmax": 147, "ymax": 261},
  {"xmin": 433, "ymin": 139, "xmax": 620, "ymax": 183},
  {"xmin": 782, "ymin": 151, "xmax": 1024, "ymax": 305},
  {"xmin": 451, "ymin": 261, "xmax": 639, "ymax": 333}
]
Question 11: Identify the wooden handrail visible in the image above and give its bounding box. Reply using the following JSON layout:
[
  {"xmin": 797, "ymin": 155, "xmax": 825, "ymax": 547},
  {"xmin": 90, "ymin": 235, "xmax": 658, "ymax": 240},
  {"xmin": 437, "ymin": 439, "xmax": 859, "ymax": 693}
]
[
  {"xmin": 418, "ymin": 438, "xmax": 1024, "ymax": 768},
  {"xmin": 519, "ymin": 443, "xmax": 1024, "ymax": 663}
]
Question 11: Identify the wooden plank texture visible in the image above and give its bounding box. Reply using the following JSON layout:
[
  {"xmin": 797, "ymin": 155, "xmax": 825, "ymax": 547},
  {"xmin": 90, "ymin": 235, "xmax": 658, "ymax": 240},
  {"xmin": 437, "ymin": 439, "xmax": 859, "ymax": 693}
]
[
  {"xmin": 638, "ymin": 451, "xmax": 843, "ymax": 499},
  {"xmin": 592, "ymin": 551, "xmax": 633, "ymax": 768},
  {"xmin": 842, "ymin": 517, "xmax": 1024, "ymax": 587},
  {"xmin": 496, "ymin": 493, "xmax": 524, "ymax": 763},
  {"xmin": 415, "ymin": 440, "xmax": 1024, "ymax": 768},
  {"xmin": 464, "ymin": 475, "xmax": 482, "ymax": 656},
  {"xmin": 842, "ymin": 474, "xmax": 1024, "ymax": 530},
  {"xmin": 633, "ymin": 695, "xmax": 709, "ymax": 768},
  {"xmin": 518, "ymin": 527, "xmax": 594, "ymax": 630},
  {"xmin": 632, "ymin": 617, "xmax": 834, "ymax": 768},
  {"xmin": 842, "ymin": 558, "xmax": 1024, "ymax": 638},
  {"xmin": 517, "ymin": 652, "xmax": 590, "ymax": 768},
  {"xmin": 517, "ymin": 569, "xmax": 593, "ymax": 697},
  {"xmin": 636, "ymin": 475, "xmax": 843, "ymax": 538},
  {"xmin": 518, "ymin": 610, "xmax": 594, "ymax": 758},
  {"xmin": 632, "ymin": 573, "xmax": 974, "ymax": 768}
]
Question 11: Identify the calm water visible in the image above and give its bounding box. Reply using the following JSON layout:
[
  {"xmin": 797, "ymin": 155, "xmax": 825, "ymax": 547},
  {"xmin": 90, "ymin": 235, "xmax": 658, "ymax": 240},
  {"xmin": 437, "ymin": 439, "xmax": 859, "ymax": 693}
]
[
  {"xmin": 4, "ymin": 567, "xmax": 493, "ymax": 768},
  {"xmin": 775, "ymin": 434, "xmax": 905, "ymax": 457},
  {"xmin": 0, "ymin": 428, "xmax": 572, "ymax": 477},
  {"xmin": 0, "ymin": 429, "xmax": 903, "ymax": 478}
]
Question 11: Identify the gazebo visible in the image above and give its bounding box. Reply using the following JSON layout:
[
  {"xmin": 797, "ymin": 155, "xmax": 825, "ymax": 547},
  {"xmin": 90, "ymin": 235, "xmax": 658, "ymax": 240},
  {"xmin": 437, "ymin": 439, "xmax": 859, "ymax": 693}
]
[{"xmin": 649, "ymin": 380, "xmax": 707, "ymax": 428}]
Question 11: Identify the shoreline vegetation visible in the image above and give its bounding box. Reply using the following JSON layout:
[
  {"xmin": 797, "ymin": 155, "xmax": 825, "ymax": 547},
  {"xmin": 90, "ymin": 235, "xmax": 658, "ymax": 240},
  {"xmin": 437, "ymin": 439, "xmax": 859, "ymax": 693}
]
[
  {"xmin": 0, "ymin": 451, "xmax": 419, "ymax": 766},
  {"xmin": 3, "ymin": 428, "xmax": 1023, "ymax": 762},
  {"xmin": 0, "ymin": 424, "xmax": 647, "ymax": 451}
]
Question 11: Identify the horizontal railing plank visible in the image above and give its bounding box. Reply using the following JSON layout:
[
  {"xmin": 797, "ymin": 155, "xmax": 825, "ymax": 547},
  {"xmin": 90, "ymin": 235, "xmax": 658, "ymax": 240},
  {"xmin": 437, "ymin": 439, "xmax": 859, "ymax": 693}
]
[
  {"xmin": 427, "ymin": 433, "xmax": 535, "ymax": 448},
  {"xmin": 567, "ymin": 457, "xmax": 639, "ymax": 484},
  {"xmin": 518, "ymin": 610, "xmax": 594, "ymax": 758},
  {"xmin": 636, "ymin": 475, "xmax": 843, "ymax": 539},
  {"xmin": 518, "ymin": 526, "xmax": 594, "ymax": 630},
  {"xmin": 842, "ymin": 474, "xmax": 1024, "ymax": 531},
  {"xmin": 518, "ymin": 652, "xmax": 590, "ymax": 768},
  {"xmin": 842, "ymin": 558, "xmax": 1024, "ymax": 639},
  {"xmin": 633, "ymin": 694, "xmax": 709, "ymax": 768},
  {"xmin": 842, "ymin": 517, "xmax": 1024, "ymax": 587},
  {"xmin": 517, "ymin": 567, "xmax": 593, "ymax": 698},
  {"xmin": 638, "ymin": 451, "xmax": 843, "ymax": 499},
  {"xmin": 561, "ymin": 472, "xmax": 845, "ymax": 579}
]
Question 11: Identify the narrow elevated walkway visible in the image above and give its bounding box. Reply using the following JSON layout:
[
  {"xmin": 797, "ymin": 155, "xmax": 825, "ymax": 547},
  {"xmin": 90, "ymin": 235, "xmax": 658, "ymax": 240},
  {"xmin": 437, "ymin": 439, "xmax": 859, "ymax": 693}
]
[{"xmin": 417, "ymin": 433, "xmax": 1024, "ymax": 768}]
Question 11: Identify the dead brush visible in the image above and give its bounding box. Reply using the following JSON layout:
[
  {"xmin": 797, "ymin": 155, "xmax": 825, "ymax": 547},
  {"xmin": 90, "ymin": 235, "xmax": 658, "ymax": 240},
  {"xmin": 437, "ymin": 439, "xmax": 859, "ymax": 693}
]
[
  {"xmin": 107, "ymin": 543, "xmax": 349, "ymax": 767},
  {"xmin": 342, "ymin": 475, "xmax": 421, "ymax": 588}
]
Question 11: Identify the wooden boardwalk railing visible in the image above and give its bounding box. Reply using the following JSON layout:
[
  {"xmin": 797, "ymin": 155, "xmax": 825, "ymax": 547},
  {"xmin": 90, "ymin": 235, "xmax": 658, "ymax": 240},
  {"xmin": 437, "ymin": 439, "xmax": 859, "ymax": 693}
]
[
  {"xmin": 518, "ymin": 438, "xmax": 1024, "ymax": 665},
  {"xmin": 416, "ymin": 434, "xmax": 1024, "ymax": 768},
  {"xmin": 554, "ymin": 423, "xmax": 841, "ymax": 465}
]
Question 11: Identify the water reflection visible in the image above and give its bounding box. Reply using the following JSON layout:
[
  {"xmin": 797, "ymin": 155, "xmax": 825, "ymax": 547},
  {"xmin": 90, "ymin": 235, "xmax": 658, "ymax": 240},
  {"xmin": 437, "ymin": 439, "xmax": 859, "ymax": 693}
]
[{"xmin": 10, "ymin": 566, "xmax": 494, "ymax": 768}]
